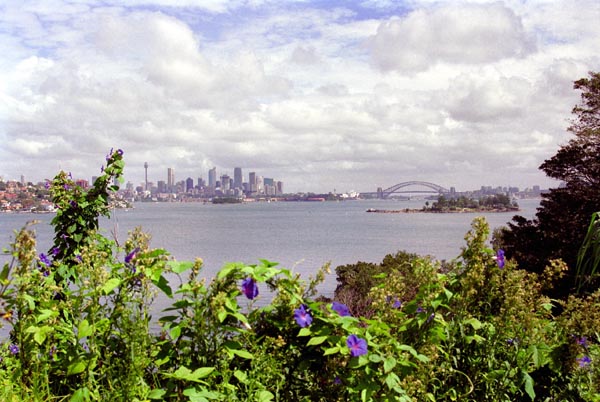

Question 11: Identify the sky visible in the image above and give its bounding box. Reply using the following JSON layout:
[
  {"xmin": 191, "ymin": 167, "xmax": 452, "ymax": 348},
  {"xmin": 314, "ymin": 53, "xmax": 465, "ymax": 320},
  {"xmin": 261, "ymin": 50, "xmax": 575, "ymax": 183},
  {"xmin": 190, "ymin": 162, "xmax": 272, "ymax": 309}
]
[{"xmin": 1, "ymin": 0, "xmax": 599, "ymax": 194}]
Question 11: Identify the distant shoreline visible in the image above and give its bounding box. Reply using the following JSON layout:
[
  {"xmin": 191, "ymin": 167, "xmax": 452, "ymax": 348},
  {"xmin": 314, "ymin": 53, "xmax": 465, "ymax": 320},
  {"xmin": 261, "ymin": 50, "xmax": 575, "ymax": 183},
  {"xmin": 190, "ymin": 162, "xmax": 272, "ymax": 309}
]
[{"xmin": 366, "ymin": 208, "xmax": 520, "ymax": 214}]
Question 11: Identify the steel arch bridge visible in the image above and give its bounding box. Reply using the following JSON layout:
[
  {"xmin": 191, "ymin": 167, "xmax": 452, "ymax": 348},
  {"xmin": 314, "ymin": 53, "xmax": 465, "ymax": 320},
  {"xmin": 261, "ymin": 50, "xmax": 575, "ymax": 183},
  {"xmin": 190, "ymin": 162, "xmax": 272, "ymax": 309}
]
[{"xmin": 377, "ymin": 181, "xmax": 450, "ymax": 199}]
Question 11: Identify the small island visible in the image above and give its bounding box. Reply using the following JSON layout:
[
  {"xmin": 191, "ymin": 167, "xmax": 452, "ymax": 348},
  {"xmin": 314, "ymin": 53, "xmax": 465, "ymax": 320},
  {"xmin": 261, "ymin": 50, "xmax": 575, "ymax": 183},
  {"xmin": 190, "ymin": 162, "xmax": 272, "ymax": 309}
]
[{"xmin": 367, "ymin": 194, "xmax": 519, "ymax": 214}]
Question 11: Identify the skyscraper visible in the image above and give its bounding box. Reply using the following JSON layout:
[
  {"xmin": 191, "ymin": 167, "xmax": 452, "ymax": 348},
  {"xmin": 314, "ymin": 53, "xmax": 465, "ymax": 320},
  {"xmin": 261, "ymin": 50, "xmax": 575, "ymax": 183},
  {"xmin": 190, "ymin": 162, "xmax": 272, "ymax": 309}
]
[
  {"xmin": 167, "ymin": 168, "xmax": 175, "ymax": 191},
  {"xmin": 144, "ymin": 162, "xmax": 148, "ymax": 191},
  {"xmin": 234, "ymin": 167, "xmax": 242, "ymax": 189},
  {"xmin": 249, "ymin": 172, "xmax": 257, "ymax": 193},
  {"xmin": 208, "ymin": 167, "xmax": 216, "ymax": 189}
]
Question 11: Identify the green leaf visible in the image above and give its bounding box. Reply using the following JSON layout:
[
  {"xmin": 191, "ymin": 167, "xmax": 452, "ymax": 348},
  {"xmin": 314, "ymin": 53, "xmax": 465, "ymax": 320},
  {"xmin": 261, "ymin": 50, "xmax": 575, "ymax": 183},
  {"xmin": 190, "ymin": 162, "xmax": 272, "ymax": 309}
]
[
  {"xmin": 69, "ymin": 387, "xmax": 90, "ymax": 402},
  {"xmin": 170, "ymin": 325, "xmax": 181, "ymax": 340},
  {"xmin": 307, "ymin": 335, "xmax": 328, "ymax": 346},
  {"xmin": 231, "ymin": 349, "xmax": 253, "ymax": 359},
  {"xmin": 384, "ymin": 357, "xmax": 397, "ymax": 373},
  {"xmin": 464, "ymin": 317, "xmax": 482, "ymax": 330},
  {"xmin": 36, "ymin": 309, "xmax": 59, "ymax": 323},
  {"xmin": 385, "ymin": 372, "xmax": 400, "ymax": 390},
  {"xmin": 0, "ymin": 264, "xmax": 10, "ymax": 282},
  {"xmin": 67, "ymin": 360, "xmax": 87, "ymax": 376},
  {"xmin": 102, "ymin": 278, "xmax": 121, "ymax": 295},
  {"xmin": 167, "ymin": 366, "xmax": 215, "ymax": 382},
  {"xmin": 77, "ymin": 319, "xmax": 93, "ymax": 339},
  {"xmin": 154, "ymin": 274, "xmax": 173, "ymax": 297},
  {"xmin": 234, "ymin": 370, "xmax": 248, "ymax": 383},
  {"xmin": 257, "ymin": 390, "xmax": 274, "ymax": 402},
  {"xmin": 523, "ymin": 371, "xmax": 535, "ymax": 401},
  {"xmin": 168, "ymin": 261, "xmax": 194, "ymax": 274},
  {"xmin": 298, "ymin": 327, "xmax": 312, "ymax": 336},
  {"xmin": 147, "ymin": 389, "xmax": 167, "ymax": 400},
  {"xmin": 323, "ymin": 346, "xmax": 340, "ymax": 356}
]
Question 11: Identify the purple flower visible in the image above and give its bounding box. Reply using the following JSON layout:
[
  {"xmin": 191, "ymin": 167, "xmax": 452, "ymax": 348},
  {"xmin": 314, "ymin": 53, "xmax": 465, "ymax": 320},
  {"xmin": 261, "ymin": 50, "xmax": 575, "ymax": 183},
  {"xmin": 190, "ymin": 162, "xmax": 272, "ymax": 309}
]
[
  {"xmin": 426, "ymin": 313, "xmax": 435, "ymax": 324},
  {"xmin": 577, "ymin": 336, "xmax": 588, "ymax": 348},
  {"xmin": 116, "ymin": 149, "xmax": 123, "ymax": 156},
  {"xmin": 496, "ymin": 249, "xmax": 505, "ymax": 269},
  {"xmin": 333, "ymin": 376, "xmax": 342, "ymax": 385},
  {"xmin": 331, "ymin": 302, "xmax": 351, "ymax": 317},
  {"xmin": 44, "ymin": 181, "xmax": 50, "ymax": 189},
  {"xmin": 293, "ymin": 304, "xmax": 313, "ymax": 328},
  {"xmin": 346, "ymin": 334, "xmax": 368, "ymax": 357},
  {"xmin": 100, "ymin": 165, "xmax": 104, "ymax": 173},
  {"xmin": 241, "ymin": 277, "xmax": 259, "ymax": 300},
  {"xmin": 125, "ymin": 248, "xmax": 139, "ymax": 264},
  {"xmin": 577, "ymin": 355, "xmax": 592, "ymax": 368},
  {"xmin": 9, "ymin": 344, "xmax": 19, "ymax": 355},
  {"xmin": 392, "ymin": 298, "xmax": 402, "ymax": 309},
  {"xmin": 39, "ymin": 253, "xmax": 51, "ymax": 267},
  {"xmin": 416, "ymin": 306, "xmax": 424, "ymax": 314},
  {"xmin": 51, "ymin": 247, "xmax": 60, "ymax": 257}
]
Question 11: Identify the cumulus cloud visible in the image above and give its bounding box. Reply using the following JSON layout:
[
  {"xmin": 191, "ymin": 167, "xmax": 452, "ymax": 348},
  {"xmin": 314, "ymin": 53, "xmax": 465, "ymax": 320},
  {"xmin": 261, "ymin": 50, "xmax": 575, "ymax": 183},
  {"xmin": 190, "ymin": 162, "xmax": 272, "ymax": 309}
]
[
  {"xmin": 0, "ymin": 0, "xmax": 599, "ymax": 192},
  {"xmin": 368, "ymin": 2, "xmax": 536, "ymax": 73}
]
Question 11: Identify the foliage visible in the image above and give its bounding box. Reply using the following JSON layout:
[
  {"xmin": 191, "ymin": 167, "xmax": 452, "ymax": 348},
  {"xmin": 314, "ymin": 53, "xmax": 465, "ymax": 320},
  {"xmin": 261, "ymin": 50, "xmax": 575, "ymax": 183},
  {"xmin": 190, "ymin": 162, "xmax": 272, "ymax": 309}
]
[
  {"xmin": 428, "ymin": 194, "xmax": 517, "ymax": 212},
  {"xmin": 1, "ymin": 149, "xmax": 600, "ymax": 401},
  {"xmin": 502, "ymin": 71, "xmax": 600, "ymax": 298}
]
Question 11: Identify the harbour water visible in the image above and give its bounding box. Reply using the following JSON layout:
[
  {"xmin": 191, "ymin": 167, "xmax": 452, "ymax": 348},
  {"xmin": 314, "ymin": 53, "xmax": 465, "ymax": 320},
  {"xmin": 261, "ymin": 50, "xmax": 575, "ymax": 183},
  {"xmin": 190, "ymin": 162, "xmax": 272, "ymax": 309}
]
[{"xmin": 1, "ymin": 198, "xmax": 540, "ymax": 298}]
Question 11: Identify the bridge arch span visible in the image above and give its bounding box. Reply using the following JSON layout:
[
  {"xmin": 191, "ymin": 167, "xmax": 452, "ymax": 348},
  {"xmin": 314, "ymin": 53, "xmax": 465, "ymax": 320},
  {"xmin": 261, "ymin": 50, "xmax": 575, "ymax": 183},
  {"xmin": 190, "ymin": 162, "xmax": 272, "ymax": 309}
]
[{"xmin": 379, "ymin": 181, "xmax": 449, "ymax": 199}]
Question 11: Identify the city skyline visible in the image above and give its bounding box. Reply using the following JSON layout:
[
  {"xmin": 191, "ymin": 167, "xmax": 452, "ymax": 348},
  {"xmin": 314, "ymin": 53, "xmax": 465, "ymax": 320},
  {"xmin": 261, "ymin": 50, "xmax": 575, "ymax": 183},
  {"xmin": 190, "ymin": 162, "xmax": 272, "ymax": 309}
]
[
  {"xmin": 137, "ymin": 164, "xmax": 284, "ymax": 196},
  {"xmin": 1, "ymin": 1, "xmax": 599, "ymax": 192}
]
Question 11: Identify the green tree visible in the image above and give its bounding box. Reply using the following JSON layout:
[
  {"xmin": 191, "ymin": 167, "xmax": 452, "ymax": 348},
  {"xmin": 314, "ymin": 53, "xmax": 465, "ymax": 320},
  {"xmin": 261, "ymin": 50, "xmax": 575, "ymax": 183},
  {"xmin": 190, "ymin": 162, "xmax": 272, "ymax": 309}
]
[{"xmin": 502, "ymin": 71, "xmax": 600, "ymax": 297}]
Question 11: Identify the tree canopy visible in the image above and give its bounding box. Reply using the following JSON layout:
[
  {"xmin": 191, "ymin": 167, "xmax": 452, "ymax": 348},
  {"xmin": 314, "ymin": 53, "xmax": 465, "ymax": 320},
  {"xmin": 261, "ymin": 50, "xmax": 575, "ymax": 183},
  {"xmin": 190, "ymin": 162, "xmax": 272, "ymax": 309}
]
[{"xmin": 502, "ymin": 71, "xmax": 600, "ymax": 298}]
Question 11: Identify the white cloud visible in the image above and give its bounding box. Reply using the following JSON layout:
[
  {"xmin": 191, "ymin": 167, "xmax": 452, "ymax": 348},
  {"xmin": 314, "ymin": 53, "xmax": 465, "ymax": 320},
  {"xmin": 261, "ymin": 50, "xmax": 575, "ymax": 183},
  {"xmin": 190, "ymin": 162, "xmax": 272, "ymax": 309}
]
[
  {"xmin": 368, "ymin": 2, "xmax": 536, "ymax": 73},
  {"xmin": 0, "ymin": 0, "xmax": 598, "ymax": 192}
]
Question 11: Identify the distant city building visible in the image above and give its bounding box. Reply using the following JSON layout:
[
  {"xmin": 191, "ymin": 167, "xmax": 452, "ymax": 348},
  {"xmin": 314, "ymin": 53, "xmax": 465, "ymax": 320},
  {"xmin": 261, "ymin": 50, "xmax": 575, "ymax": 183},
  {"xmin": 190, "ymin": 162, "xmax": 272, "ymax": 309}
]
[
  {"xmin": 208, "ymin": 167, "xmax": 216, "ymax": 189},
  {"xmin": 157, "ymin": 180, "xmax": 166, "ymax": 193},
  {"xmin": 76, "ymin": 179, "xmax": 89, "ymax": 188},
  {"xmin": 186, "ymin": 177, "xmax": 194, "ymax": 192},
  {"xmin": 167, "ymin": 168, "xmax": 175, "ymax": 191},
  {"xmin": 234, "ymin": 167, "xmax": 242, "ymax": 189},
  {"xmin": 221, "ymin": 174, "xmax": 231, "ymax": 191},
  {"xmin": 249, "ymin": 172, "xmax": 257, "ymax": 193},
  {"xmin": 144, "ymin": 162, "xmax": 149, "ymax": 191}
]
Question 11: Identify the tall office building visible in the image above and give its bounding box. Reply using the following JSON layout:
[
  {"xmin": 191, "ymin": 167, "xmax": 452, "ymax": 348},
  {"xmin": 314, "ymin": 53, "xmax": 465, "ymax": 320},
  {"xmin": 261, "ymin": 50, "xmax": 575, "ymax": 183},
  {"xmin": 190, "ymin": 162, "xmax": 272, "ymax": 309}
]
[
  {"xmin": 208, "ymin": 167, "xmax": 217, "ymax": 189},
  {"xmin": 167, "ymin": 168, "xmax": 175, "ymax": 191},
  {"xmin": 221, "ymin": 174, "xmax": 231, "ymax": 191},
  {"xmin": 144, "ymin": 162, "xmax": 148, "ymax": 191},
  {"xmin": 249, "ymin": 172, "xmax": 257, "ymax": 193},
  {"xmin": 233, "ymin": 167, "xmax": 242, "ymax": 189}
]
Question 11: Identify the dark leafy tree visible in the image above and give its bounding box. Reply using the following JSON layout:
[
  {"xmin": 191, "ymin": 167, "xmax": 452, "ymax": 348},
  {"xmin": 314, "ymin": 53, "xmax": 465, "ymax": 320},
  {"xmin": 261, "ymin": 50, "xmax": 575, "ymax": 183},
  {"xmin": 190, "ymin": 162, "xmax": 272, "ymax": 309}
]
[{"xmin": 502, "ymin": 71, "xmax": 600, "ymax": 298}]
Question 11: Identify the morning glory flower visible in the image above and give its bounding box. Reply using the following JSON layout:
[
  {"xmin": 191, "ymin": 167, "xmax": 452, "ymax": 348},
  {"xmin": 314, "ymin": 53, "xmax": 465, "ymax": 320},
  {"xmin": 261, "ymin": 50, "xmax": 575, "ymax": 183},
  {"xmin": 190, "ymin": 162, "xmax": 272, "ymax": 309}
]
[
  {"xmin": 241, "ymin": 277, "xmax": 259, "ymax": 300},
  {"xmin": 331, "ymin": 302, "xmax": 351, "ymax": 317},
  {"xmin": 38, "ymin": 253, "xmax": 51, "ymax": 267},
  {"xmin": 125, "ymin": 248, "xmax": 139, "ymax": 264},
  {"xmin": 496, "ymin": 249, "xmax": 505, "ymax": 269},
  {"xmin": 9, "ymin": 344, "xmax": 19, "ymax": 355},
  {"xmin": 346, "ymin": 334, "xmax": 368, "ymax": 357},
  {"xmin": 293, "ymin": 304, "xmax": 313, "ymax": 328},
  {"xmin": 577, "ymin": 355, "xmax": 592, "ymax": 368},
  {"xmin": 392, "ymin": 298, "xmax": 402, "ymax": 309},
  {"xmin": 577, "ymin": 336, "xmax": 588, "ymax": 348}
]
